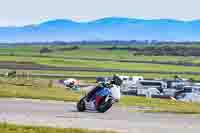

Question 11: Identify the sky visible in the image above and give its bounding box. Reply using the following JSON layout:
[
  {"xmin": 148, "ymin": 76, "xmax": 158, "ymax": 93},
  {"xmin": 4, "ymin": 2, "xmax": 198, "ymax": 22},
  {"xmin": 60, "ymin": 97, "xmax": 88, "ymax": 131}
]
[{"xmin": 0, "ymin": 0, "xmax": 200, "ymax": 26}]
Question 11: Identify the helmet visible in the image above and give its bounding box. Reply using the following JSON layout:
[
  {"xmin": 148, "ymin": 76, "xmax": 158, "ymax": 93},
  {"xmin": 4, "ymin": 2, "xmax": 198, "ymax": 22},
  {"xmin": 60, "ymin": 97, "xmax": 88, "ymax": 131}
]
[{"xmin": 112, "ymin": 74, "xmax": 123, "ymax": 86}]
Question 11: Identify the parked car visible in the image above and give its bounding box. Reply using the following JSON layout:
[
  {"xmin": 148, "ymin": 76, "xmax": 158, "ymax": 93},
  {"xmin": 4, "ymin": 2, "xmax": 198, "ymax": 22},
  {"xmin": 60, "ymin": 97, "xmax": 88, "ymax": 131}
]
[
  {"xmin": 138, "ymin": 80, "xmax": 167, "ymax": 93},
  {"xmin": 175, "ymin": 86, "xmax": 200, "ymax": 102},
  {"xmin": 120, "ymin": 76, "xmax": 143, "ymax": 95},
  {"xmin": 165, "ymin": 79, "xmax": 191, "ymax": 90}
]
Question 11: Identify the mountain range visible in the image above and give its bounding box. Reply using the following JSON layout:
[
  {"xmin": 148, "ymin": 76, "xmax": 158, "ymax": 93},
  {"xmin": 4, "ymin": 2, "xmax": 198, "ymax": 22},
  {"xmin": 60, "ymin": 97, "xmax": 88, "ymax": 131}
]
[{"xmin": 0, "ymin": 17, "xmax": 200, "ymax": 42}]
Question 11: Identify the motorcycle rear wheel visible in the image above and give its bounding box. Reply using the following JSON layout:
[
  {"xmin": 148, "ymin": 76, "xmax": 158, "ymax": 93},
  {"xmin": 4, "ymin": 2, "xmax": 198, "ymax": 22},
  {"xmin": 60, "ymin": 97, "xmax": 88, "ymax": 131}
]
[{"xmin": 77, "ymin": 97, "xmax": 86, "ymax": 112}]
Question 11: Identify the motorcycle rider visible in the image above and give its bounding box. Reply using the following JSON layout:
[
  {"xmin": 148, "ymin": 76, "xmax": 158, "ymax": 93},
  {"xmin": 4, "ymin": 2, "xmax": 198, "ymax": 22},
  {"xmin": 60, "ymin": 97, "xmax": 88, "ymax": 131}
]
[{"xmin": 85, "ymin": 74, "xmax": 122, "ymax": 106}]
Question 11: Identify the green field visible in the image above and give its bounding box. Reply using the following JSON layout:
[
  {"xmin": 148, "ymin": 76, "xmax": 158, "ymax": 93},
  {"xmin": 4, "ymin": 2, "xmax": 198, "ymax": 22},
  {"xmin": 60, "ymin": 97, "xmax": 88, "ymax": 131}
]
[
  {"xmin": 2, "ymin": 69, "xmax": 200, "ymax": 81},
  {"xmin": 1, "ymin": 49, "xmax": 200, "ymax": 64},
  {"xmin": 1, "ymin": 45, "xmax": 200, "ymax": 63},
  {"xmin": 0, "ymin": 123, "xmax": 117, "ymax": 133},
  {"xmin": 1, "ymin": 45, "xmax": 200, "ymax": 85},
  {"xmin": 1, "ymin": 45, "xmax": 200, "ymax": 75},
  {"xmin": 1, "ymin": 44, "xmax": 200, "ymax": 114},
  {"xmin": 1, "ymin": 55, "xmax": 200, "ymax": 73}
]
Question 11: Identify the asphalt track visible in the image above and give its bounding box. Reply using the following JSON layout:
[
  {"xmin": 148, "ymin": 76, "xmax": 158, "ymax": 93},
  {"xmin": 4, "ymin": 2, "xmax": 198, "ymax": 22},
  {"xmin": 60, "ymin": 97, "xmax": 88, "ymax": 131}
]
[
  {"xmin": 0, "ymin": 99, "xmax": 200, "ymax": 133},
  {"xmin": 1, "ymin": 61, "xmax": 200, "ymax": 75}
]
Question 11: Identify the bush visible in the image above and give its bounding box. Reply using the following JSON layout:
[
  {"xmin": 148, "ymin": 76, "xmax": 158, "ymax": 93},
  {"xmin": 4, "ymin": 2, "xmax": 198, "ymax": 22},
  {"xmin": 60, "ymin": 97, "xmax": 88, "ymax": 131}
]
[{"xmin": 40, "ymin": 48, "xmax": 53, "ymax": 53}]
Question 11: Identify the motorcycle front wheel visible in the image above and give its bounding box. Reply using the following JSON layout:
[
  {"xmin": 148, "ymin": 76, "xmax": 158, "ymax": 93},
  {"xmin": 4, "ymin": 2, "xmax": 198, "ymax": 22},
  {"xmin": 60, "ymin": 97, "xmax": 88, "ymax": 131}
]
[{"xmin": 96, "ymin": 99, "xmax": 113, "ymax": 113}]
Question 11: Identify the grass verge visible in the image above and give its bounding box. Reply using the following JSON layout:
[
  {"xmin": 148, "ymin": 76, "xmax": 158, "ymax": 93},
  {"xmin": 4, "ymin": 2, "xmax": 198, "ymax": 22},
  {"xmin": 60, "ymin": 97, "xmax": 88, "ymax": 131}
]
[
  {"xmin": 120, "ymin": 96, "xmax": 200, "ymax": 114},
  {"xmin": 0, "ymin": 78, "xmax": 82, "ymax": 102},
  {"xmin": 0, "ymin": 123, "xmax": 118, "ymax": 133}
]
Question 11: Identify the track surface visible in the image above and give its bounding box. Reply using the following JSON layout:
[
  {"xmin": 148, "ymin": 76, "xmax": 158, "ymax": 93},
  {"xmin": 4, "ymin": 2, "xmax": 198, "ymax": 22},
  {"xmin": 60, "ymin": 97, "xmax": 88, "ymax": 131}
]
[
  {"xmin": 0, "ymin": 99, "xmax": 200, "ymax": 133},
  {"xmin": 1, "ymin": 61, "xmax": 200, "ymax": 75}
]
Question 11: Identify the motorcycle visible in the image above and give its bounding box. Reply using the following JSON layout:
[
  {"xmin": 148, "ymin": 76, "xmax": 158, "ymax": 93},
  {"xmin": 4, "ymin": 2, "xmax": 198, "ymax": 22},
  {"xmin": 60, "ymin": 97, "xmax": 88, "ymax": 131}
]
[{"xmin": 77, "ymin": 83, "xmax": 121, "ymax": 113}]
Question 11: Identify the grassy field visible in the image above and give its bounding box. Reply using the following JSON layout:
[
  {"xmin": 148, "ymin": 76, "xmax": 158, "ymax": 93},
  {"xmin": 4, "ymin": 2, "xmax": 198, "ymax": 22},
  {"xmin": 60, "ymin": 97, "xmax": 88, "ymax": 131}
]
[
  {"xmin": 1, "ymin": 45, "xmax": 200, "ymax": 63},
  {"xmin": 1, "ymin": 49, "xmax": 200, "ymax": 64},
  {"xmin": 1, "ymin": 45, "xmax": 200, "ymax": 114},
  {"xmin": 2, "ymin": 69, "xmax": 200, "ymax": 81},
  {"xmin": 1, "ymin": 77, "xmax": 200, "ymax": 114},
  {"xmin": 1, "ymin": 45, "xmax": 200, "ymax": 77},
  {"xmin": 0, "ymin": 123, "xmax": 117, "ymax": 133},
  {"xmin": 1, "ymin": 55, "xmax": 200, "ymax": 73}
]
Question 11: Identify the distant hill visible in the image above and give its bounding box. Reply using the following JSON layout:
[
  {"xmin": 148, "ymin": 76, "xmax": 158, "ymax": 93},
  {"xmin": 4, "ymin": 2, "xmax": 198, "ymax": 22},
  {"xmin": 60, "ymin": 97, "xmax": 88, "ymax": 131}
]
[{"xmin": 0, "ymin": 17, "xmax": 200, "ymax": 42}]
